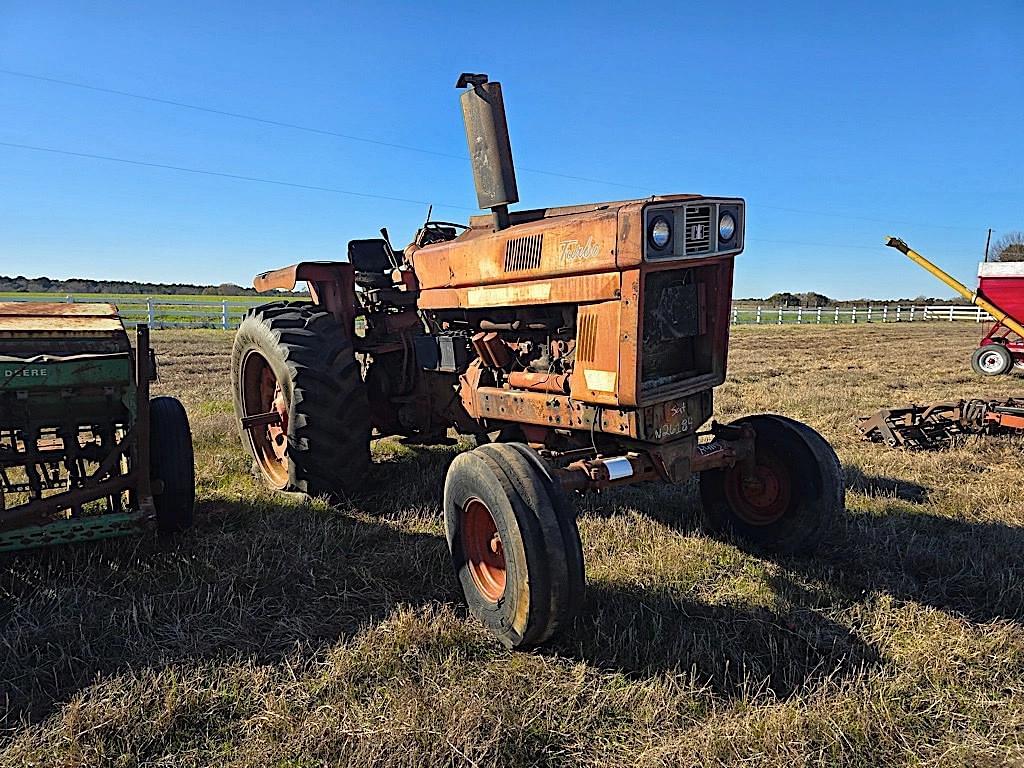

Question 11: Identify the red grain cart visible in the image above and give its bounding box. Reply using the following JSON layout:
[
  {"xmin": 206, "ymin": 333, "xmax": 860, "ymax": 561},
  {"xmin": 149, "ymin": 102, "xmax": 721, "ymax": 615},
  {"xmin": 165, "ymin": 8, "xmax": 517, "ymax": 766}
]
[
  {"xmin": 976, "ymin": 262, "xmax": 1024, "ymax": 375},
  {"xmin": 886, "ymin": 238, "xmax": 1024, "ymax": 376}
]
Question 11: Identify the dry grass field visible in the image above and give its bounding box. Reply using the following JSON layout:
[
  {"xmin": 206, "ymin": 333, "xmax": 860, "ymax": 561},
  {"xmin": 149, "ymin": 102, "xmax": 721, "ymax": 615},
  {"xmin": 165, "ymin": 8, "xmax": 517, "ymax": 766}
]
[{"xmin": 1, "ymin": 323, "xmax": 1022, "ymax": 767}]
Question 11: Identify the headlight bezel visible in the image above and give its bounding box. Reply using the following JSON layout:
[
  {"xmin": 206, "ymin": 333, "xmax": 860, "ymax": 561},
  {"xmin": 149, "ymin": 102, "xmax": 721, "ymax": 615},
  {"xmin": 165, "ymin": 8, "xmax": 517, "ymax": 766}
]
[
  {"xmin": 718, "ymin": 212, "xmax": 736, "ymax": 241},
  {"xmin": 648, "ymin": 216, "xmax": 672, "ymax": 250}
]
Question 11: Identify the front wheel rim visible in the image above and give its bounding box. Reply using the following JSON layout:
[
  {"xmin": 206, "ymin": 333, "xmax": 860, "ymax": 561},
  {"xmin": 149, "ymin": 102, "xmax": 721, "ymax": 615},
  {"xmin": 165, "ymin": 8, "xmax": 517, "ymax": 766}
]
[
  {"xmin": 724, "ymin": 457, "xmax": 792, "ymax": 526},
  {"xmin": 462, "ymin": 497, "xmax": 506, "ymax": 602}
]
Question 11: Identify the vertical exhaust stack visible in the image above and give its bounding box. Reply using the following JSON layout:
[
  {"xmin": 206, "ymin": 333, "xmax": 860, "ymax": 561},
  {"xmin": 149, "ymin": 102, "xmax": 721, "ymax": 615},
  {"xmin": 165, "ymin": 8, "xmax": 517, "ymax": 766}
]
[{"xmin": 457, "ymin": 73, "xmax": 518, "ymax": 230}]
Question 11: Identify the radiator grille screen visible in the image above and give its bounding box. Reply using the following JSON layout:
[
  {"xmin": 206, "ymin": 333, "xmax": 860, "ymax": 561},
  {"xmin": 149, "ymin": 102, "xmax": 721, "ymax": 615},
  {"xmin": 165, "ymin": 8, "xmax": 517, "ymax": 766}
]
[{"xmin": 683, "ymin": 206, "xmax": 712, "ymax": 255}]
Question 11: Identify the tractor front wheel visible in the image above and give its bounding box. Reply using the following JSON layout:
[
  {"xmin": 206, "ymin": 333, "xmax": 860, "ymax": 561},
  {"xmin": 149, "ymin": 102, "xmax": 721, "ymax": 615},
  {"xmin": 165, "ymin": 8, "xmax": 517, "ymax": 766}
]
[
  {"xmin": 971, "ymin": 344, "xmax": 1013, "ymax": 376},
  {"xmin": 444, "ymin": 443, "xmax": 584, "ymax": 648},
  {"xmin": 699, "ymin": 414, "xmax": 844, "ymax": 555},
  {"xmin": 232, "ymin": 302, "xmax": 370, "ymax": 500}
]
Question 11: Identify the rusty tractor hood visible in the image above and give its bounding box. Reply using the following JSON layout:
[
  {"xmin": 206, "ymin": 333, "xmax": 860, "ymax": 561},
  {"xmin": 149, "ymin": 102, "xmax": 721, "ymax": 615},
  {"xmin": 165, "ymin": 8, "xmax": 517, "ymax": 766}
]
[{"xmin": 410, "ymin": 194, "xmax": 704, "ymax": 292}]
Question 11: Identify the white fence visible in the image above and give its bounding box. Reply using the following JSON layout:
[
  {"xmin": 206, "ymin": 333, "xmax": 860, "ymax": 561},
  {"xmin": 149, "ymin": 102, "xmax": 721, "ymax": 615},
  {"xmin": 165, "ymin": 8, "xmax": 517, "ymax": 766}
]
[
  {"xmin": 0, "ymin": 295, "xmax": 269, "ymax": 329},
  {"xmin": 730, "ymin": 304, "xmax": 994, "ymax": 325},
  {"xmin": 0, "ymin": 295, "xmax": 997, "ymax": 329}
]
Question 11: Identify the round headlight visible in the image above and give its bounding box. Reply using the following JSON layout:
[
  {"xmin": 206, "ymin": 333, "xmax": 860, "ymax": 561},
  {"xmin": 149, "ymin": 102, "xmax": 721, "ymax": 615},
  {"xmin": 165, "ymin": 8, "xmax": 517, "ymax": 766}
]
[
  {"xmin": 719, "ymin": 212, "xmax": 736, "ymax": 241},
  {"xmin": 650, "ymin": 216, "xmax": 671, "ymax": 249}
]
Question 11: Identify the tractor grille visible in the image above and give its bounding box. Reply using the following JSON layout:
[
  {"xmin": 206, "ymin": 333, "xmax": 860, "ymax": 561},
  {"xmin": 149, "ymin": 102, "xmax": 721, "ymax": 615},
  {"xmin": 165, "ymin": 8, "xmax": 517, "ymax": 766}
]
[
  {"xmin": 683, "ymin": 205, "xmax": 712, "ymax": 255},
  {"xmin": 640, "ymin": 267, "xmax": 715, "ymax": 396},
  {"xmin": 577, "ymin": 312, "xmax": 598, "ymax": 363},
  {"xmin": 503, "ymin": 234, "xmax": 544, "ymax": 272}
]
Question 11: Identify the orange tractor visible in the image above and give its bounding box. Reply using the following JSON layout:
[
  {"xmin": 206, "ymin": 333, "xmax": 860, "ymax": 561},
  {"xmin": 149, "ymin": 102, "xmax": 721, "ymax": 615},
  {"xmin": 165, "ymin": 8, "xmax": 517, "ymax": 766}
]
[{"xmin": 231, "ymin": 74, "xmax": 844, "ymax": 648}]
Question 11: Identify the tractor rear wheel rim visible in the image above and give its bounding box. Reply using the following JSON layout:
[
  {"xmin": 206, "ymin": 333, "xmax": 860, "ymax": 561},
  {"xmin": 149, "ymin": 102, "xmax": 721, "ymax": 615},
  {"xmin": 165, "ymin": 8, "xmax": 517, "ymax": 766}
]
[
  {"xmin": 462, "ymin": 497, "xmax": 506, "ymax": 603},
  {"xmin": 240, "ymin": 351, "xmax": 289, "ymax": 488},
  {"xmin": 724, "ymin": 456, "xmax": 792, "ymax": 526}
]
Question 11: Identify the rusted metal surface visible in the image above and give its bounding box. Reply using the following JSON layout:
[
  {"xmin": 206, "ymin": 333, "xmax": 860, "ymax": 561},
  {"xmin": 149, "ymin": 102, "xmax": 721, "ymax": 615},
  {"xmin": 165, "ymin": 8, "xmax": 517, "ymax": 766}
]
[
  {"xmin": 409, "ymin": 208, "xmax": 621, "ymax": 291},
  {"xmin": 414, "ymin": 194, "xmax": 722, "ymax": 293},
  {"xmin": 859, "ymin": 398, "xmax": 1024, "ymax": 449},
  {"xmin": 545, "ymin": 424, "xmax": 753, "ymax": 493},
  {"xmin": 569, "ymin": 299, "xmax": 622, "ymax": 406},
  {"xmin": 254, "ymin": 261, "xmax": 357, "ymax": 329},
  {"xmin": 0, "ymin": 302, "xmax": 119, "ymax": 317},
  {"xmin": 0, "ymin": 316, "xmax": 125, "ymax": 334},
  {"xmin": 133, "ymin": 324, "xmax": 155, "ymax": 516},
  {"xmin": 471, "ymin": 332, "xmax": 513, "ymax": 370},
  {"xmin": 460, "ymin": 496, "xmax": 506, "ymax": 602},
  {"xmin": 506, "ymin": 371, "xmax": 569, "ymax": 394},
  {"xmin": 458, "ymin": 379, "xmax": 710, "ymax": 444},
  {"xmin": 416, "ymin": 270, "xmax": 622, "ymax": 311},
  {"xmin": 458, "ymin": 74, "xmax": 518, "ymax": 227},
  {"xmin": 238, "ymin": 350, "xmax": 290, "ymax": 487},
  {"xmin": 0, "ymin": 301, "xmax": 123, "ymax": 335}
]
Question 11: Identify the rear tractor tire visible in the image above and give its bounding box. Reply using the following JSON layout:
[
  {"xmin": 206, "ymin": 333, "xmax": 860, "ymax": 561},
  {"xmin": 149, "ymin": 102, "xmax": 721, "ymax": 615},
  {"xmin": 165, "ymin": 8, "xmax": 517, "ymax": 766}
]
[
  {"xmin": 971, "ymin": 344, "xmax": 1013, "ymax": 376},
  {"xmin": 699, "ymin": 414, "xmax": 844, "ymax": 555},
  {"xmin": 149, "ymin": 396, "xmax": 195, "ymax": 533},
  {"xmin": 231, "ymin": 302, "xmax": 371, "ymax": 500},
  {"xmin": 444, "ymin": 442, "xmax": 584, "ymax": 649}
]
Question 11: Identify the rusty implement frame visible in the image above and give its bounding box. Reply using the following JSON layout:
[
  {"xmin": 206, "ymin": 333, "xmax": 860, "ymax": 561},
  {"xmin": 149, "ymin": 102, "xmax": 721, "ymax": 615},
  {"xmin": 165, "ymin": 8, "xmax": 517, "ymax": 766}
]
[{"xmin": 858, "ymin": 398, "xmax": 1024, "ymax": 450}]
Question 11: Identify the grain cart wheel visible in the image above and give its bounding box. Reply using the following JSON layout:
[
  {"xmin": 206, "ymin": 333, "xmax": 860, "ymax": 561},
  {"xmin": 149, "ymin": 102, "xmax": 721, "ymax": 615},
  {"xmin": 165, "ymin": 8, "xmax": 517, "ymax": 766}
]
[
  {"xmin": 444, "ymin": 445, "xmax": 583, "ymax": 648},
  {"xmin": 699, "ymin": 415, "xmax": 843, "ymax": 555},
  {"xmin": 232, "ymin": 302, "xmax": 370, "ymax": 499},
  {"xmin": 971, "ymin": 344, "xmax": 1013, "ymax": 376},
  {"xmin": 149, "ymin": 396, "xmax": 195, "ymax": 533}
]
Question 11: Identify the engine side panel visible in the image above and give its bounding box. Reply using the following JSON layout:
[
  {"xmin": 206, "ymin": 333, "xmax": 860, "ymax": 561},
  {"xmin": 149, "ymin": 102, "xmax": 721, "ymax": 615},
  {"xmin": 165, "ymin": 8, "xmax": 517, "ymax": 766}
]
[
  {"xmin": 416, "ymin": 271, "xmax": 622, "ymax": 310},
  {"xmin": 410, "ymin": 207, "xmax": 621, "ymax": 292}
]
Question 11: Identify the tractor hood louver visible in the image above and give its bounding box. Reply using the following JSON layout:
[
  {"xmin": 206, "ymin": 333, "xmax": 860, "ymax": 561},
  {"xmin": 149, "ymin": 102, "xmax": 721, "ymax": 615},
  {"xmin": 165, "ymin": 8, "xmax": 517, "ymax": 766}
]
[{"xmin": 503, "ymin": 234, "xmax": 544, "ymax": 272}]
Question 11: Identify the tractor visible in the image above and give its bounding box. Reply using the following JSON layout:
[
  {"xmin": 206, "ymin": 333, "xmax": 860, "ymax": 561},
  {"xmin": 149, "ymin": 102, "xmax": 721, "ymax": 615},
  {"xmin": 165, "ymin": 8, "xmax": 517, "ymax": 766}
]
[{"xmin": 231, "ymin": 74, "xmax": 844, "ymax": 648}]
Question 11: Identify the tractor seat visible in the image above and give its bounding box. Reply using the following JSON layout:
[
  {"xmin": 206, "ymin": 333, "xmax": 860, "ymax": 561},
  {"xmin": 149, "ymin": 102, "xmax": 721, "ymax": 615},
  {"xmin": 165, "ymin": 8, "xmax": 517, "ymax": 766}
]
[{"xmin": 348, "ymin": 238, "xmax": 395, "ymax": 289}]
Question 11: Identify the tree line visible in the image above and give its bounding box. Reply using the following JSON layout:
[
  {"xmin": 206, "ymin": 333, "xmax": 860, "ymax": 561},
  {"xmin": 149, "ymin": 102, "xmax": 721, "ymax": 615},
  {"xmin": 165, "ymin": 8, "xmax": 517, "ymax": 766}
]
[{"xmin": 0, "ymin": 276, "xmax": 306, "ymax": 296}]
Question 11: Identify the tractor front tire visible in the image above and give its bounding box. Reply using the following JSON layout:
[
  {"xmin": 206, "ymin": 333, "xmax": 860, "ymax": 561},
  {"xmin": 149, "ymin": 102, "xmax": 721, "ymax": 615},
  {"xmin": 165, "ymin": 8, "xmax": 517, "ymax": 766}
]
[
  {"xmin": 971, "ymin": 344, "xmax": 1013, "ymax": 376},
  {"xmin": 444, "ymin": 444, "xmax": 584, "ymax": 648},
  {"xmin": 149, "ymin": 395, "xmax": 195, "ymax": 533},
  {"xmin": 232, "ymin": 302, "xmax": 370, "ymax": 500},
  {"xmin": 699, "ymin": 414, "xmax": 844, "ymax": 555}
]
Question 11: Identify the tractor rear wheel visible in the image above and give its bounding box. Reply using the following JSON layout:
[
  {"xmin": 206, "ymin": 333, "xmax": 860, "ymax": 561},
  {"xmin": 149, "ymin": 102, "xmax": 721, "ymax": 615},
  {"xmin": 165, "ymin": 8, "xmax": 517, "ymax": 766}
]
[
  {"xmin": 232, "ymin": 302, "xmax": 370, "ymax": 500},
  {"xmin": 149, "ymin": 396, "xmax": 195, "ymax": 533},
  {"xmin": 971, "ymin": 344, "xmax": 1013, "ymax": 376},
  {"xmin": 444, "ymin": 444, "xmax": 584, "ymax": 648},
  {"xmin": 699, "ymin": 415, "xmax": 843, "ymax": 555}
]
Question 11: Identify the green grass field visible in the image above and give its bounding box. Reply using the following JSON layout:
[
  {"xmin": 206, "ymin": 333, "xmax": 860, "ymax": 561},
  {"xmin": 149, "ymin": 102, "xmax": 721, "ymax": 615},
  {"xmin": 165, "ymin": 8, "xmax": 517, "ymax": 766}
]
[{"xmin": 1, "ymin": 323, "xmax": 1022, "ymax": 766}]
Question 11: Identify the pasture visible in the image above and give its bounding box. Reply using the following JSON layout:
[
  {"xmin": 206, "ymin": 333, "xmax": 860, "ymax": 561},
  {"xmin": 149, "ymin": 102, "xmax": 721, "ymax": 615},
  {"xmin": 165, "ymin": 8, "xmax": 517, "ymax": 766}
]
[{"xmin": 1, "ymin": 323, "xmax": 1022, "ymax": 767}]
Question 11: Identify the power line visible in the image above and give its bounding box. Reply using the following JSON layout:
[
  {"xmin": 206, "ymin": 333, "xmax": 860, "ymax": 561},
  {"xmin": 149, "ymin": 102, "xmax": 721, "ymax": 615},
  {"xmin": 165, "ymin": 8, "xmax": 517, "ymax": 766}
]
[
  {"xmin": 0, "ymin": 68, "xmax": 651, "ymax": 192},
  {"xmin": 1, "ymin": 68, "xmax": 1006, "ymax": 234},
  {"xmin": 0, "ymin": 140, "xmax": 944, "ymax": 255},
  {"xmin": 0, "ymin": 140, "xmax": 476, "ymax": 211}
]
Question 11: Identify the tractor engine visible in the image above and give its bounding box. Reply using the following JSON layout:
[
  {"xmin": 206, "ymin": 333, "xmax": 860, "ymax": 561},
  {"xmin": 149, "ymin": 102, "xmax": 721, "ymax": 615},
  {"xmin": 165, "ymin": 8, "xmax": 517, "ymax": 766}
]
[{"xmin": 397, "ymin": 194, "xmax": 744, "ymax": 455}]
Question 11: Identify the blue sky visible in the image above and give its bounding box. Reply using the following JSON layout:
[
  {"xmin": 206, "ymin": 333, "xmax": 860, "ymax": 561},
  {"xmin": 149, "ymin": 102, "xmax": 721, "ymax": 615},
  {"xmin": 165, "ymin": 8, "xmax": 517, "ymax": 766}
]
[{"xmin": 1, "ymin": 1, "xmax": 1021, "ymax": 298}]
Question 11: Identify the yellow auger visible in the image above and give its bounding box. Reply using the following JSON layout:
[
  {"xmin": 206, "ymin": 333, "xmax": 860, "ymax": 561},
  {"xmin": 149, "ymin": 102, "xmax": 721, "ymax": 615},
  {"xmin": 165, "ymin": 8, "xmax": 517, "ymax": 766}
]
[{"xmin": 884, "ymin": 236, "xmax": 1024, "ymax": 339}]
